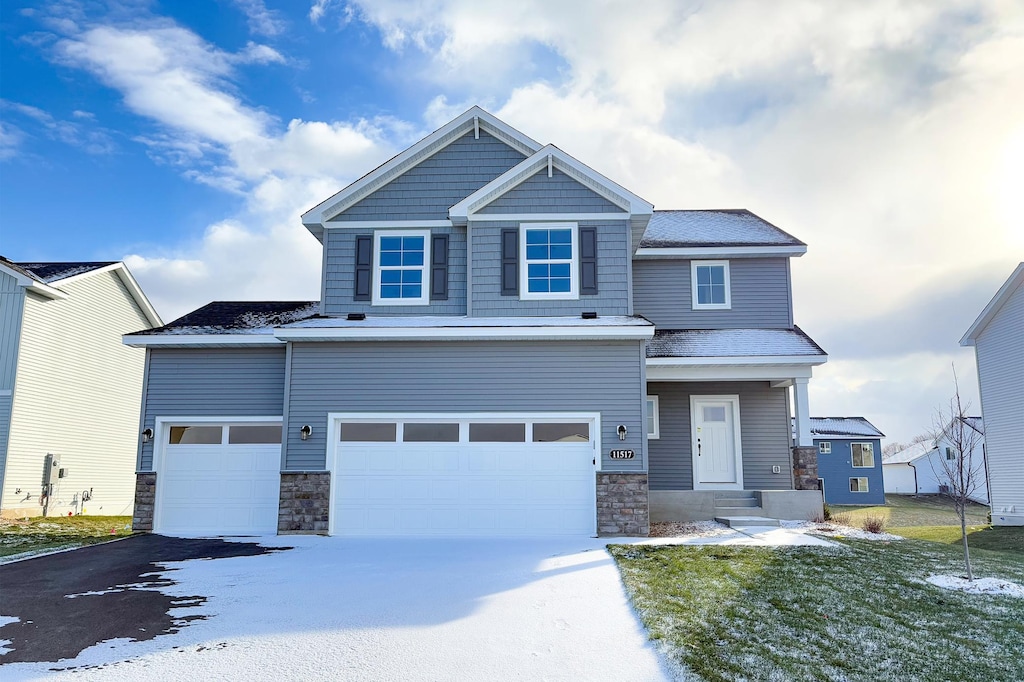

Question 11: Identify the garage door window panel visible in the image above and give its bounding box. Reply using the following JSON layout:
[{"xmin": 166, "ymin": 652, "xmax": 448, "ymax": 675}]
[
  {"xmin": 403, "ymin": 423, "xmax": 460, "ymax": 442},
  {"xmin": 532, "ymin": 423, "xmax": 590, "ymax": 442},
  {"xmin": 469, "ymin": 423, "xmax": 526, "ymax": 442},
  {"xmin": 228, "ymin": 425, "xmax": 282, "ymax": 444},
  {"xmin": 341, "ymin": 422, "xmax": 398, "ymax": 442},
  {"xmin": 169, "ymin": 425, "xmax": 223, "ymax": 445}
]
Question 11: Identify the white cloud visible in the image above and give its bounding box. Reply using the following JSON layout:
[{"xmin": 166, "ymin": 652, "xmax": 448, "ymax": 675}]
[
  {"xmin": 232, "ymin": 0, "xmax": 287, "ymax": 37},
  {"xmin": 0, "ymin": 99, "xmax": 116, "ymax": 155}
]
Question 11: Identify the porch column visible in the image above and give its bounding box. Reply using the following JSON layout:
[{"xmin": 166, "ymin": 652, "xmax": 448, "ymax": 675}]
[{"xmin": 793, "ymin": 377, "xmax": 812, "ymax": 447}]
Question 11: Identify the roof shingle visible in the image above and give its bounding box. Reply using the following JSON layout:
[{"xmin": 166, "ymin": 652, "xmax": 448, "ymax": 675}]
[{"xmin": 639, "ymin": 210, "xmax": 805, "ymax": 249}]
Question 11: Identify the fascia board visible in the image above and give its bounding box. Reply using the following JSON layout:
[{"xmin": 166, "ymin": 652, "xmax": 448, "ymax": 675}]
[
  {"xmin": 273, "ymin": 326, "xmax": 654, "ymax": 342},
  {"xmin": 123, "ymin": 334, "xmax": 284, "ymax": 347},
  {"xmin": 960, "ymin": 262, "xmax": 1024, "ymax": 346},
  {"xmin": 634, "ymin": 245, "xmax": 808, "ymax": 258}
]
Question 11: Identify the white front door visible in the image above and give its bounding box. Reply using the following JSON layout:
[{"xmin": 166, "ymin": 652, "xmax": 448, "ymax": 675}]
[{"xmin": 691, "ymin": 396, "xmax": 743, "ymax": 490}]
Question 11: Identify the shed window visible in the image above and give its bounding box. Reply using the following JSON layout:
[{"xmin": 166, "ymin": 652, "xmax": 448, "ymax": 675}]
[{"xmin": 851, "ymin": 443, "xmax": 874, "ymax": 468}]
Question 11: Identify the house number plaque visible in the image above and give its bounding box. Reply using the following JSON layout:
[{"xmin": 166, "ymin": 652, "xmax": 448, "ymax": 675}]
[{"xmin": 609, "ymin": 449, "xmax": 635, "ymax": 459}]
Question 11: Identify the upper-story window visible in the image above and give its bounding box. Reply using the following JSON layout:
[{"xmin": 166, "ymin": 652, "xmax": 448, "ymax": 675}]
[
  {"xmin": 373, "ymin": 230, "xmax": 430, "ymax": 305},
  {"xmin": 520, "ymin": 223, "xmax": 578, "ymax": 300},
  {"xmin": 691, "ymin": 260, "xmax": 731, "ymax": 310}
]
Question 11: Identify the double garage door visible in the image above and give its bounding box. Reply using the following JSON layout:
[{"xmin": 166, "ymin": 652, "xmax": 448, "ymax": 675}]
[{"xmin": 155, "ymin": 414, "xmax": 598, "ymax": 537}]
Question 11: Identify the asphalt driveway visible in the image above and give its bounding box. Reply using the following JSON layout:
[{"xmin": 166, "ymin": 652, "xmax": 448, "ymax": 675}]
[{"xmin": 1, "ymin": 535, "xmax": 671, "ymax": 681}]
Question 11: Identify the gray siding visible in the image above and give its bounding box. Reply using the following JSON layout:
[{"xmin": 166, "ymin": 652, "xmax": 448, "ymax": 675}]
[
  {"xmin": 0, "ymin": 272, "xmax": 24, "ymax": 503},
  {"xmin": 3, "ymin": 271, "xmax": 152, "ymax": 516},
  {"xmin": 139, "ymin": 347, "xmax": 287, "ymax": 471},
  {"xmin": 330, "ymin": 131, "xmax": 526, "ymax": 222},
  {"xmin": 285, "ymin": 341, "xmax": 646, "ymax": 472},
  {"xmin": 647, "ymin": 381, "xmax": 793, "ymax": 491},
  {"xmin": 633, "ymin": 258, "xmax": 792, "ymax": 329},
  {"xmin": 322, "ymin": 226, "xmax": 466, "ymax": 316},
  {"xmin": 974, "ymin": 280, "xmax": 1024, "ymax": 515},
  {"xmin": 470, "ymin": 220, "xmax": 631, "ymax": 316},
  {"xmin": 477, "ymin": 169, "xmax": 621, "ymax": 214}
]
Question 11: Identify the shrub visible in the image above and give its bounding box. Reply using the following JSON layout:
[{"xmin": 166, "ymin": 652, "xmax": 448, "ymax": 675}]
[
  {"xmin": 832, "ymin": 512, "xmax": 853, "ymax": 527},
  {"xmin": 822, "ymin": 503, "xmax": 833, "ymax": 521},
  {"xmin": 863, "ymin": 515, "xmax": 887, "ymax": 534}
]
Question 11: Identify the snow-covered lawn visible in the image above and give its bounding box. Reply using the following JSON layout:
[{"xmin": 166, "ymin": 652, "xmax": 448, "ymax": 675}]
[{"xmin": 2, "ymin": 536, "xmax": 671, "ymax": 681}]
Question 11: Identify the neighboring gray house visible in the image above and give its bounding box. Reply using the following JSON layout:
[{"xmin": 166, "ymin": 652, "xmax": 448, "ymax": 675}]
[
  {"xmin": 124, "ymin": 107, "xmax": 827, "ymax": 538},
  {"xmin": 0, "ymin": 259, "xmax": 162, "ymax": 518},
  {"xmin": 961, "ymin": 262, "xmax": 1024, "ymax": 526}
]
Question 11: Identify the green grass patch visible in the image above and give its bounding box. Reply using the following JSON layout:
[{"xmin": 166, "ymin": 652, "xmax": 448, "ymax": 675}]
[
  {"xmin": 830, "ymin": 494, "xmax": 988, "ymax": 528},
  {"xmin": 0, "ymin": 515, "xmax": 133, "ymax": 559},
  {"xmin": 894, "ymin": 525, "xmax": 1024, "ymax": 553},
  {"xmin": 610, "ymin": 539, "xmax": 1024, "ymax": 681}
]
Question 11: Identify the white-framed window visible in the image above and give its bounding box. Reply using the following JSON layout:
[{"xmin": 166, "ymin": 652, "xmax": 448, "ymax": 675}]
[
  {"xmin": 818, "ymin": 441, "xmax": 831, "ymax": 454},
  {"xmin": 945, "ymin": 446, "xmax": 956, "ymax": 461},
  {"xmin": 520, "ymin": 222, "xmax": 578, "ymax": 300},
  {"xmin": 373, "ymin": 230, "xmax": 430, "ymax": 305},
  {"xmin": 850, "ymin": 477, "xmax": 869, "ymax": 493},
  {"xmin": 646, "ymin": 395, "xmax": 660, "ymax": 440},
  {"xmin": 851, "ymin": 442, "xmax": 874, "ymax": 468},
  {"xmin": 691, "ymin": 260, "xmax": 731, "ymax": 310}
]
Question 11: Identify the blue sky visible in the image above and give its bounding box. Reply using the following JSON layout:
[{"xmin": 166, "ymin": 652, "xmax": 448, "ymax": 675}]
[{"xmin": 1, "ymin": 0, "xmax": 1022, "ymax": 444}]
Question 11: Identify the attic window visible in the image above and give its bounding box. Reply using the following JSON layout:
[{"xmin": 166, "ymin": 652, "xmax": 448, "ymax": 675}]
[{"xmin": 691, "ymin": 260, "xmax": 731, "ymax": 310}]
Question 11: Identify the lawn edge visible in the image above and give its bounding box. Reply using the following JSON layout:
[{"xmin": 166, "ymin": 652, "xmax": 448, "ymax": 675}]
[{"xmin": 0, "ymin": 534, "xmax": 138, "ymax": 566}]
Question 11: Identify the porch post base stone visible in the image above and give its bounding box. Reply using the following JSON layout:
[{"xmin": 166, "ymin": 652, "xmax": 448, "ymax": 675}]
[
  {"xmin": 791, "ymin": 446, "xmax": 820, "ymax": 491},
  {"xmin": 596, "ymin": 473, "xmax": 650, "ymax": 536},
  {"xmin": 278, "ymin": 472, "xmax": 331, "ymax": 534},
  {"xmin": 132, "ymin": 473, "xmax": 157, "ymax": 531}
]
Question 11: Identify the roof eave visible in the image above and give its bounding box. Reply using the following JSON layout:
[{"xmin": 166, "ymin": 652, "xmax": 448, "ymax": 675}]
[{"xmin": 960, "ymin": 262, "xmax": 1024, "ymax": 345}]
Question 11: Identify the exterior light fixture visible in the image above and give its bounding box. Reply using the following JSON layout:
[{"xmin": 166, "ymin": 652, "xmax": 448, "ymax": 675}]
[
  {"xmin": 141, "ymin": 428, "xmax": 153, "ymax": 443},
  {"xmin": 617, "ymin": 425, "xmax": 627, "ymax": 441},
  {"xmin": 300, "ymin": 425, "xmax": 312, "ymax": 440}
]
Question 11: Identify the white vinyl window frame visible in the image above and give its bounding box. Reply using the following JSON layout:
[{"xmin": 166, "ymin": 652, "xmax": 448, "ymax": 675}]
[
  {"xmin": 646, "ymin": 395, "xmax": 660, "ymax": 440},
  {"xmin": 819, "ymin": 441, "xmax": 831, "ymax": 454},
  {"xmin": 851, "ymin": 442, "xmax": 875, "ymax": 468},
  {"xmin": 519, "ymin": 222, "xmax": 579, "ymax": 301},
  {"xmin": 691, "ymin": 260, "xmax": 732, "ymax": 310},
  {"xmin": 850, "ymin": 477, "xmax": 869, "ymax": 493},
  {"xmin": 372, "ymin": 229, "xmax": 431, "ymax": 306}
]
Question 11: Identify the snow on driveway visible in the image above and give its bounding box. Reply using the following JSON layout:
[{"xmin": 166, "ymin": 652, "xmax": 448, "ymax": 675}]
[{"xmin": 3, "ymin": 536, "xmax": 671, "ymax": 681}]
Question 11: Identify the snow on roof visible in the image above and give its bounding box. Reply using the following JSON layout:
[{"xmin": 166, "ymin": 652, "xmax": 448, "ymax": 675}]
[
  {"xmin": 647, "ymin": 327, "xmax": 826, "ymax": 358},
  {"xmin": 130, "ymin": 301, "xmax": 320, "ymax": 336},
  {"xmin": 807, "ymin": 417, "xmax": 885, "ymax": 438},
  {"xmin": 279, "ymin": 315, "xmax": 654, "ymax": 329},
  {"xmin": 638, "ymin": 210, "xmax": 805, "ymax": 248},
  {"xmin": 883, "ymin": 441, "xmax": 937, "ymax": 465},
  {"xmin": 13, "ymin": 261, "xmax": 117, "ymax": 283}
]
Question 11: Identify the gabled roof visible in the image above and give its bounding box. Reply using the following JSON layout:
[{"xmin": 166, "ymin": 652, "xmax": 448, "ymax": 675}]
[
  {"xmin": 448, "ymin": 144, "xmax": 654, "ymax": 227},
  {"xmin": 0, "ymin": 256, "xmax": 162, "ymax": 327},
  {"xmin": 128, "ymin": 301, "xmax": 320, "ymax": 336},
  {"xmin": 635, "ymin": 210, "xmax": 806, "ymax": 257},
  {"xmin": 883, "ymin": 441, "xmax": 937, "ymax": 465},
  {"xmin": 301, "ymin": 107, "xmax": 542, "ymax": 237},
  {"xmin": 646, "ymin": 327, "xmax": 826, "ymax": 360},
  {"xmin": 961, "ymin": 262, "xmax": 1024, "ymax": 346},
  {"xmin": 807, "ymin": 417, "xmax": 885, "ymax": 439}
]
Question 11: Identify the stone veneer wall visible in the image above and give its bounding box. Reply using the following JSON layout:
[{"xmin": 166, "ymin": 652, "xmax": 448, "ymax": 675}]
[
  {"xmin": 278, "ymin": 472, "xmax": 331, "ymax": 533},
  {"xmin": 791, "ymin": 446, "xmax": 820, "ymax": 491},
  {"xmin": 596, "ymin": 473, "xmax": 650, "ymax": 536},
  {"xmin": 133, "ymin": 473, "xmax": 156, "ymax": 531}
]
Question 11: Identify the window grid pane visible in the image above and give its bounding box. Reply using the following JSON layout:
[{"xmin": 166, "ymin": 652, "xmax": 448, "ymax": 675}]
[
  {"xmin": 524, "ymin": 228, "xmax": 573, "ymax": 294},
  {"xmin": 378, "ymin": 233, "xmax": 426, "ymax": 301},
  {"xmin": 695, "ymin": 265, "xmax": 726, "ymax": 305}
]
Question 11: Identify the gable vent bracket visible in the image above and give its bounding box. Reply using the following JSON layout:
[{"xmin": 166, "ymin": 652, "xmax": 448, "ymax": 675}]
[
  {"xmin": 474, "ymin": 116, "xmax": 479, "ymax": 139},
  {"xmin": 547, "ymin": 153, "xmax": 553, "ymax": 178}
]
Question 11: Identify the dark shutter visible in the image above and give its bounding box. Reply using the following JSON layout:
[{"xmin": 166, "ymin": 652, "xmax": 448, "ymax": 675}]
[
  {"xmin": 501, "ymin": 228, "xmax": 518, "ymax": 296},
  {"xmin": 354, "ymin": 235, "xmax": 372, "ymax": 301},
  {"xmin": 580, "ymin": 226, "xmax": 598, "ymax": 295},
  {"xmin": 430, "ymin": 233, "xmax": 449, "ymax": 301}
]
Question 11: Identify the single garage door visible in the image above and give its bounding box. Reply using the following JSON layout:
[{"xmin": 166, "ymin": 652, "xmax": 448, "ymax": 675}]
[
  {"xmin": 156, "ymin": 422, "xmax": 282, "ymax": 536},
  {"xmin": 330, "ymin": 414, "xmax": 599, "ymax": 537}
]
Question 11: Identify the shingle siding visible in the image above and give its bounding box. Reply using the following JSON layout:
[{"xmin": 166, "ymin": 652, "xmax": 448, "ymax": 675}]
[
  {"xmin": 633, "ymin": 258, "xmax": 792, "ymax": 329},
  {"xmin": 285, "ymin": 340, "xmax": 646, "ymax": 472},
  {"xmin": 477, "ymin": 169, "xmax": 622, "ymax": 214},
  {"xmin": 139, "ymin": 347, "xmax": 287, "ymax": 471},
  {"xmin": 323, "ymin": 226, "xmax": 467, "ymax": 316},
  {"xmin": 330, "ymin": 131, "xmax": 526, "ymax": 222},
  {"xmin": 647, "ymin": 381, "xmax": 793, "ymax": 491},
  {"xmin": 3, "ymin": 271, "xmax": 151, "ymax": 516},
  {"xmin": 470, "ymin": 221, "xmax": 631, "ymax": 316},
  {"xmin": 974, "ymin": 280, "xmax": 1024, "ymax": 520}
]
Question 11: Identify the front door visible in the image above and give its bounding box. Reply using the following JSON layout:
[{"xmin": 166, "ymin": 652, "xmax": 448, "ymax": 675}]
[{"xmin": 691, "ymin": 396, "xmax": 742, "ymax": 490}]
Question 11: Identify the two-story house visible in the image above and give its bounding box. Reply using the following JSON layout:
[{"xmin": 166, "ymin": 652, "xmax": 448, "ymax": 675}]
[{"xmin": 124, "ymin": 107, "xmax": 827, "ymax": 537}]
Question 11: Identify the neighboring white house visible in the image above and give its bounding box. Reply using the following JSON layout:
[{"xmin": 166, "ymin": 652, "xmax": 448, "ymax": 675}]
[
  {"xmin": 0, "ymin": 259, "xmax": 162, "ymax": 518},
  {"xmin": 882, "ymin": 417, "xmax": 989, "ymax": 505},
  {"xmin": 961, "ymin": 262, "xmax": 1024, "ymax": 526}
]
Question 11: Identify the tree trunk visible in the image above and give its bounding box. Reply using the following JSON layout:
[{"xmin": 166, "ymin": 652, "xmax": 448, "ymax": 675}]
[{"xmin": 961, "ymin": 512, "xmax": 973, "ymax": 581}]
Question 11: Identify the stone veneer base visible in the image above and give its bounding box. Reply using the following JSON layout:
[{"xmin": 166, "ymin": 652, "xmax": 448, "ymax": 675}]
[
  {"xmin": 596, "ymin": 472, "xmax": 650, "ymax": 536},
  {"xmin": 133, "ymin": 473, "xmax": 156, "ymax": 531},
  {"xmin": 278, "ymin": 472, "xmax": 331, "ymax": 533},
  {"xmin": 791, "ymin": 446, "xmax": 820, "ymax": 491}
]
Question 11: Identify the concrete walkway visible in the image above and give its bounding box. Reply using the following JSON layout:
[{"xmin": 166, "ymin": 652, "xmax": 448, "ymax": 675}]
[{"xmin": 640, "ymin": 525, "xmax": 838, "ymax": 547}]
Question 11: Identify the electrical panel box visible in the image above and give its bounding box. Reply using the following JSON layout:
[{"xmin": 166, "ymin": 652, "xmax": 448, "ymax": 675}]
[{"xmin": 58, "ymin": 467, "xmax": 69, "ymax": 478}]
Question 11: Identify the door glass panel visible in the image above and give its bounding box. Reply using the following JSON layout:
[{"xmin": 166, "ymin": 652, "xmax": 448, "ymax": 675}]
[
  {"xmin": 228, "ymin": 425, "xmax": 282, "ymax": 444},
  {"xmin": 532, "ymin": 423, "xmax": 590, "ymax": 442},
  {"xmin": 702, "ymin": 406, "xmax": 727, "ymax": 422},
  {"xmin": 468, "ymin": 423, "xmax": 526, "ymax": 442},
  {"xmin": 403, "ymin": 423, "xmax": 459, "ymax": 442},
  {"xmin": 169, "ymin": 426, "xmax": 222, "ymax": 445},
  {"xmin": 340, "ymin": 422, "xmax": 397, "ymax": 442}
]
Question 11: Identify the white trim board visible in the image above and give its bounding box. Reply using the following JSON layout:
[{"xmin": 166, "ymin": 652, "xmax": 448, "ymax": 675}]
[
  {"xmin": 960, "ymin": 261, "xmax": 1024, "ymax": 345},
  {"xmin": 646, "ymin": 355, "xmax": 827, "ymax": 367},
  {"xmin": 646, "ymin": 364, "xmax": 817, "ymax": 382},
  {"xmin": 124, "ymin": 334, "xmax": 284, "ymax": 348},
  {"xmin": 635, "ymin": 245, "xmax": 807, "ymax": 258},
  {"xmin": 274, "ymin": 325, "xmax": 654, "ymax": 342},
  {"xmin": 469, "ymin": 213, "xmax": 631, "ymax": 223},
  {"xmin": 0, "ymin": 262, "xmax": 68, "ymax": 300}
]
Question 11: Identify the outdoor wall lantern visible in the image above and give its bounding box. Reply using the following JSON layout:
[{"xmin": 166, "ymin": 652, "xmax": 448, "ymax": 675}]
[
  {"xmin": 141, "ymin": 428, "xmax": 153, "ymax": 443},
  {"xmin": 617, "ymin": 424, "xmax": 627, "ymax": 441},
  {"xmin": 300, "ymin": 425, "xmax": 313, "ymax": 441}
]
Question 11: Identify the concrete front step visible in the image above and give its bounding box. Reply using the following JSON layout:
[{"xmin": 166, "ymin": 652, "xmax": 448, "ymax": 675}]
[
  {"xmin": 714, "ymin": 516, "xmax": 781, "ymax": 528},
  {"xmin": 714, "ymin": 505, "xmax": 766, "ymax": 516},
  {"xmin": 713, "ymin": 498, "xmax": 759, "ymax": 508}
]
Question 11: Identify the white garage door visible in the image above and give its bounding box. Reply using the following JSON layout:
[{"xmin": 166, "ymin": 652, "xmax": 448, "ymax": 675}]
[
  {"xmin": 330, "ymin": 414, "xmax": 599, "ymax": 537},
  {"xmin": 156, "ymin": 422, "xmax": 282, "ymax": 536}
]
